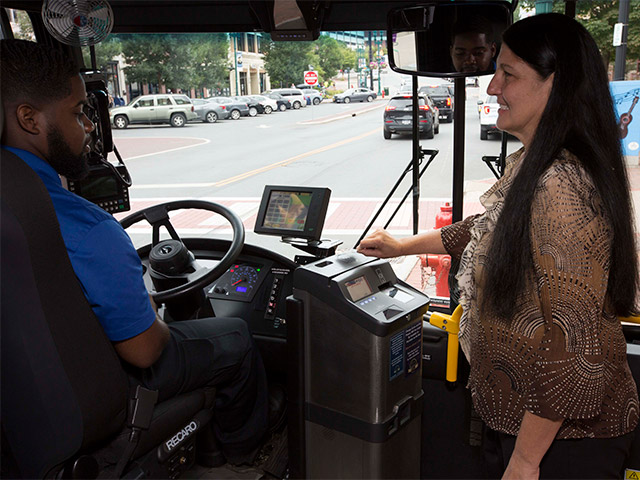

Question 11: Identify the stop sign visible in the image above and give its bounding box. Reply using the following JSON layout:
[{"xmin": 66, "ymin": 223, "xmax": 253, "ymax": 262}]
[{"xmin": 304, "ymin": 71, "xmax": 318, "ymax": 86}]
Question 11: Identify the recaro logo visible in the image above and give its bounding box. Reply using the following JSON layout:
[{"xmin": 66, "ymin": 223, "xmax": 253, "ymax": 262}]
[{"xmin": 165, "ymin": 421, "xmax": 198, "ymax": 451}]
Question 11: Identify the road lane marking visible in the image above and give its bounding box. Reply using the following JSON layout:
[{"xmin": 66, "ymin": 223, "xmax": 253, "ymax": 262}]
[
  {"xmin": 130, "ymin": 127, "xmax": 381, "ymax": 189},
  {"xmin": 108, "ymin": 137, "xmax": 210, "ymax": 161},
  {"xmin": 298, "ymin": 103, "xmax": 384, "ymax": 125}
]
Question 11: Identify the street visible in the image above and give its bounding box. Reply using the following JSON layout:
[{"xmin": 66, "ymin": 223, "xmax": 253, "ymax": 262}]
[{"xmin": 110, "ymin": 86, "xmax": 523, "ymax": 263}]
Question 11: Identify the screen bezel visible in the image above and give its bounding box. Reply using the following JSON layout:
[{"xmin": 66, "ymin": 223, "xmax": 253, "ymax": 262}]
[{"xmin": 254, "ymin": 185, "xmax": 331, "ymax": 241}]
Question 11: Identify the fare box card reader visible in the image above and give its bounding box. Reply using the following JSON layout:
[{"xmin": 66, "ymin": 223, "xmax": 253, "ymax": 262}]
[
  {"xmin": 294, "ymin": 252, "xmax": 429, "ymax": 335},
  {"xmin": 288, "ymin": 251, "xmax": 429, "ymax": 479}
]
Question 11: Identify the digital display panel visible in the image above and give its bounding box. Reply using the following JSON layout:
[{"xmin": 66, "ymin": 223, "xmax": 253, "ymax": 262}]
[
  {"xmin": 79, "ymin": 175, "xmax": 118, "ymax": 200},
  {"xmin": 345, "ymin": 275, "xmax": 373, "ymax": 302},
  {"xmin": 263, "ymin": 191, "xmax": 312, "ymax": 232}
]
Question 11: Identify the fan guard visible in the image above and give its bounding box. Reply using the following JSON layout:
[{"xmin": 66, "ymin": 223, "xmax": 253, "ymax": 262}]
[{"xmin": 42, "ymin": 0, "xmax": 114, "ymax": 47}]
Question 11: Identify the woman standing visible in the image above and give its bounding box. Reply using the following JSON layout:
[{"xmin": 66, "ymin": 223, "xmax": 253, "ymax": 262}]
[{"xmin": 358, "ymin": 13, "xmax": 638, "ymax": 479}]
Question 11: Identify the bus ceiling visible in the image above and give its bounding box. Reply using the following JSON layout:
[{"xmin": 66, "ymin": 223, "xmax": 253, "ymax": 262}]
[{"xmin": 2, "ymin": 0, "xmax": 520, "ymax": 35}]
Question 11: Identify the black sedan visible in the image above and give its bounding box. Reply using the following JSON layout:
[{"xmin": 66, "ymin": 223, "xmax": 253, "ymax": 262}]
[
  {"xmin": 383, "ymin": 94, "xmax": 440, "ymax": 139},
  {"xmin": 263, "ymin": 92, "xmax": 290, "ymax": 112}
]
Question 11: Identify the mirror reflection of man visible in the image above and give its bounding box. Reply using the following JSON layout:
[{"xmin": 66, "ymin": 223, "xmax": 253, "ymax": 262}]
[{"xmin": 450, "ymin": 17, "xmax": 497, "ymax": 73}]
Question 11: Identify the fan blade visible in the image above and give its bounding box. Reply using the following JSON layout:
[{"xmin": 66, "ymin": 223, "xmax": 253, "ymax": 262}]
[{"xmin": 43, "ymin": 0, "xmax": 76, "ymax": 17}]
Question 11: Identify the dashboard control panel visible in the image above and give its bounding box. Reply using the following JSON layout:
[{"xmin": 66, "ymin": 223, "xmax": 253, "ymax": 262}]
[{"xmin": 206, "ymin": 262, "xmax": 268, "ymax": 302}]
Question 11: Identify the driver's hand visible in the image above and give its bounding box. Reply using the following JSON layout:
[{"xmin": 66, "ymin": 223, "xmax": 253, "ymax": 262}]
[{"xmin": 357, "ymin": 229, "xmax": 403, "ymax": 258}]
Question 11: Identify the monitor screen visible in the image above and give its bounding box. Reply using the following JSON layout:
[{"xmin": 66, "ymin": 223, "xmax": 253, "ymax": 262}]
[
  {"xmin": 263, "ymin": 191, "xmax": 312, "ymax": 232},
  {"xmin": 254, "ymin": 185, "xmax": 331, "ymax": 240}
]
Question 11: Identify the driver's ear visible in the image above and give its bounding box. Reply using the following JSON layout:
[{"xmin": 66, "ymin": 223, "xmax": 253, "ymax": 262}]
[{"xmin": 15, "ymin": 103, "xmax": 43, "ymax": 136}]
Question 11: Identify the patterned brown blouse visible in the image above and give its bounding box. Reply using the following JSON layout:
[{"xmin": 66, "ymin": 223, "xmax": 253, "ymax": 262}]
[{"xmin": 441, "ymin": 148, "xmax": 639, "ymax": 439}]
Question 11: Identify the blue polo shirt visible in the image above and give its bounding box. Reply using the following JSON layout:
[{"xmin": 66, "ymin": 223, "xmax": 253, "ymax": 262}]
[{"xmin": 4, "ymin": 147, "xmax": 156, "ymax": 341}]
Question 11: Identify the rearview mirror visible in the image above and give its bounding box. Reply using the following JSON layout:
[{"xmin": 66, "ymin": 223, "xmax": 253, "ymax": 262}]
[{"xmin": 388, "ymin": 2, "xmax": 512, "ymax": 78}]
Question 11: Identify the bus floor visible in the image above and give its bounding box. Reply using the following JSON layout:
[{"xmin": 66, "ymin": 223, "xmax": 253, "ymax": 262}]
[{"xmin": 186, "ymin": 429, "xmax": 288, "ymax": 479}]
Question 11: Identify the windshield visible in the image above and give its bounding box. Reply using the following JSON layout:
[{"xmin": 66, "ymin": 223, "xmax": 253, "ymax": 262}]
[{"xmin": 88, "ymin": 31, "xmax": 521, "ymax": 304}]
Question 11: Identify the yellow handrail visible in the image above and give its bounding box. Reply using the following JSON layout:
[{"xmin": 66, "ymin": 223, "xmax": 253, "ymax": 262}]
[
  {"xmin": 426, "ymin": 309, "xmax": 637, "ymax": 384},
  {"xmin": 428, "ymin": 305, "xmax": 463, "ymax": 383},
  {"xmin": 620, "ymin": 315, "xmax": 640, "ymax": 325}
]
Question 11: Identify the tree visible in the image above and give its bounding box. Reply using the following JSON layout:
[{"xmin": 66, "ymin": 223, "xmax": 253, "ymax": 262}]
[
  {"xmin": 82, "ymin": 37, "xmax": 122, "ymax": 71},
  {"xmin": 188, "ymin": 34, "xmax": 230, "ymax": 91},
  {"xmin": 313, "ymin": 36, "xmax": 358, "ymax": 81},
  {"xmin": 12, "ymin": 9, "xmax": 35, "ymax": 41},
  {"xmin": 115, "ymin": 34, "xmax": 230, "ymax": 93},
  {"xmin": 315, "ymin": 36, "xmax": 344, "ymax": 79},
  {"xmin": 519, "ymin": 1, "xmax": 639, "ymax": 74},
  {"xmin": 118, "ymin": 34, "xmax": 191, "ymax": 91},
  {"xmin": 263, "ymin": 38, "xmax": 316, "ymax": 87}
]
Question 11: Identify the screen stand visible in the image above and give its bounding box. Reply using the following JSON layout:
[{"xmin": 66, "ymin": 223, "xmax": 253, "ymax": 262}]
[{"xmin": 281, "ymin": 237, "xmax": 343, "ymax": 265}]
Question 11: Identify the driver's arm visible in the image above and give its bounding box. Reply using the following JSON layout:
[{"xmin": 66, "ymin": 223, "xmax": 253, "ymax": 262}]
[
  {"xmin": 114, "ymin": 316, "xmax": 170, "ymax": 368},
  {"xmin": 72, "ymin": 219, "xmax": 167, "ymax": 369}
]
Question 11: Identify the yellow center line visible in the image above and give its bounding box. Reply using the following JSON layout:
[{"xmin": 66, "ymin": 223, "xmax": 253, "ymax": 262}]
[
  {"xmin": 131, "ymin": 127, "xmax": 381, "ymax": 189},
  {"xmin": 213, "ymin": 127, "xmax": 381, "ymax": 187}
]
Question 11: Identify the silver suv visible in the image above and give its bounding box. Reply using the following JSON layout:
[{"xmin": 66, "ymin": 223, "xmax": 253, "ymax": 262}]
[{"xmin": 109, "ymin": 94, "xmax": 198, "ymax": 129}]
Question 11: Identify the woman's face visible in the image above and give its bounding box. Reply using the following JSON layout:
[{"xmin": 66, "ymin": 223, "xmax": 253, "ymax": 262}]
[{"xmin": 487, "ymin": 44, "xmax": 554, "ymax": 148}]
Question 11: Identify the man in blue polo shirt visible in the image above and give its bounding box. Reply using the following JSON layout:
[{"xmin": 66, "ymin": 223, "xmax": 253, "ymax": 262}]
[{"xmin": 1, "ymin": 39, "xmax": 268, "ymax": 465}]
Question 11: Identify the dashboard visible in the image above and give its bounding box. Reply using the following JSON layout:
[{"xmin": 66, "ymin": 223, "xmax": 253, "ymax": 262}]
[{"xmin": 204, "ymin": 254, "xmax": 293, "ymax": 339}]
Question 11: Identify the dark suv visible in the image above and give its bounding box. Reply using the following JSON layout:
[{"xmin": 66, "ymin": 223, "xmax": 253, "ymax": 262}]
[
  {"xmin": 383, "ymin": 94, "xmax": 440, "ymax": 139},
  {"xmin": 419, "ymin": 85, "xmax": 453, "ymax": 123}
]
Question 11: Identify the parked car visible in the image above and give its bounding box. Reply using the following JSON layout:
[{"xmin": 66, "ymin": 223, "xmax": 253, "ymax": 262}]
[
  {"xmin": 207, "ymin": 97, "xmax": 250, "ymax": 120},
  {"xmin": 478, "ymin": 95, "xmax": 501, "ymax": 140},
  {"xmin": 190, "ymin": 98, "xmax": 229, "ymax": 123},
  {"xmin": 333, "ymin": 87, "xmax": 377, "ymax": 103},
  {"xmin": 265, "ymin": 88, "xmax": 307, "ymax": 109},
  {"xmin": 263, "ymin": 92, "xmax": 290, "ymax": 112},
  {"xmin": 418, "ymin": 85, "xmax": 453, "ymax": 123},
  {"xmin": 248, "ymin": 95, "xmax": 278, "ymax": 114},
  {"xmin": 233, "ymin": 96, "xmax": 263, "ymax": 116},
  {"xmin": 383, "ymin": 94, "xmax": 440, "ymax": 140},
  {"xmin": 300, "ymin": 88, "xmax": 323, "ymax": 105},
  {"xmin": 109, "ymin": 94, "xmax": 198, "ymax": 129}
]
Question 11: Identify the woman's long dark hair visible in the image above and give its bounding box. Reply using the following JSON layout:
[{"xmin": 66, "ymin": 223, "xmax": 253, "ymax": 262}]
[{"xmin": 484, "ymin": 13, "xmax": 638, "ymax": 318}]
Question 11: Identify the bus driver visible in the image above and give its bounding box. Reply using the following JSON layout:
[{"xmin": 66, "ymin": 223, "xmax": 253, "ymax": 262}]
[
  {"xmin": 450, "ymin": 16, "xmax": 497, "ymax": 73},
  {"xmin": 0, "ymin": 39, "xmax": 272, "ymax": 466}
]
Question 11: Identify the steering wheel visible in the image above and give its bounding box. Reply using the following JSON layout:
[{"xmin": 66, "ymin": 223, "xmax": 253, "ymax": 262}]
[{"xmin": 120, "ymin": 200, "xmax": 244, "ymax": 303}]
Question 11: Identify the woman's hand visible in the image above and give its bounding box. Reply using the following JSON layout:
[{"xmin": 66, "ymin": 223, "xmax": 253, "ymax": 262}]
[{"xmin": 357, "ymin": 229, "xmax": 404, "ymax": 258}]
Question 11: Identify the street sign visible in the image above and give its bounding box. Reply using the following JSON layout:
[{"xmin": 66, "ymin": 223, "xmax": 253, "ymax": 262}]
[
  {"xmin": 613, "ymin": 22, "xmax": 624, "ymax": 47},
  {"xmin": 304, "ymin": 70, "xmax": 318, "ymax": 86}
]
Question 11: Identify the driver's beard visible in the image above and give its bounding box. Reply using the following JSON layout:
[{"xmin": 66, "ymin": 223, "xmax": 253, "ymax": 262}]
[{"xmin": 46, "ymin": 126, "xmax": 89, "ymax": 181}]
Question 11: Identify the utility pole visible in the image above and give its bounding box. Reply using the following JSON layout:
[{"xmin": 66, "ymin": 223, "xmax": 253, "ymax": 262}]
[
  {"xmin": 613, "ymin": 0, "xmax": 630, "ymax": 81},
  {"xmin": 233, "ymin": 33, "xmax": 239, "ymax": 96},
  {"xmin": 368, "ymin": 31, "xmax": 374, "ymax": 90}
]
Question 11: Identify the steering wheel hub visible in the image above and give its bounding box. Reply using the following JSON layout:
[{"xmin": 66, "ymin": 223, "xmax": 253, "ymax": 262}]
[{"xmin": 149, "ymin": 239, "xmax": 193, "ymax": 275}]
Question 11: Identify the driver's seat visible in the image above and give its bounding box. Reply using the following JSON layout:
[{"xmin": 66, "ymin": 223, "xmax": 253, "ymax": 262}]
[{"xmin": 1, "ymin": 150, "xmax": 217, "ymax": 478}]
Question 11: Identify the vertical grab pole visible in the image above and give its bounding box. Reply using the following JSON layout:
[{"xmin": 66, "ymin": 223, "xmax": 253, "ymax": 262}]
[
  {"xmin": 412, "ymin": 74, "xmax": 420, "ymax": 235},
  {"xmin": 452, "ymin": 77, "xmax": 466, "ymax": 223}
]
